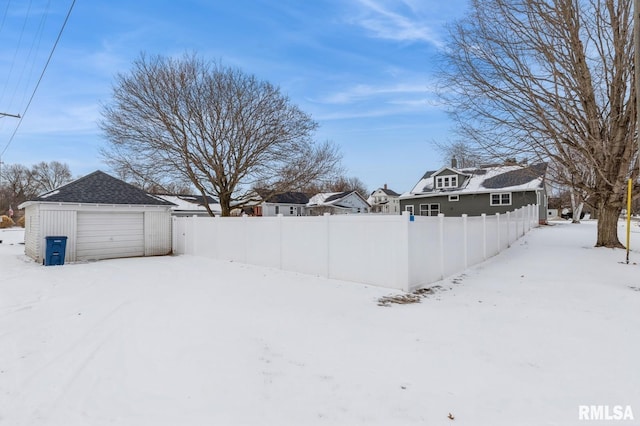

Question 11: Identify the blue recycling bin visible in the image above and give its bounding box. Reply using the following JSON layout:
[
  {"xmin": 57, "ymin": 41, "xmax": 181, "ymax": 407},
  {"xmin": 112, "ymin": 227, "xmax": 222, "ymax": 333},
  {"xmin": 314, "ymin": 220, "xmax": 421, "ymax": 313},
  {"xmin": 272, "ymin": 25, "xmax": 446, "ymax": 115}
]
[{"xmin": 44, "ymin": 236, "xmax": 67, "ymax": 266}]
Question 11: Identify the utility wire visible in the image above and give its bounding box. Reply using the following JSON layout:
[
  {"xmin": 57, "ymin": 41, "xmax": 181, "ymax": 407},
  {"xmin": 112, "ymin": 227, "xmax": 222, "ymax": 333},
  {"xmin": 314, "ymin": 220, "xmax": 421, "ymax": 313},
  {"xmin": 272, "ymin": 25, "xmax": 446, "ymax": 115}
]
[{"xmin": 0, "ymin": 0, "xmax": 76, "ymax": 158}]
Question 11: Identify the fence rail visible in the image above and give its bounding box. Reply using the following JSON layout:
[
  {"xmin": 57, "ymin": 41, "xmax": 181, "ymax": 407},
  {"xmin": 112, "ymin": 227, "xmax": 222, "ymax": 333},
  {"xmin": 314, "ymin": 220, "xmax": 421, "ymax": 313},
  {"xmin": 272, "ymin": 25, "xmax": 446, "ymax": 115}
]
[{"xmin": 172, "ymin": 204, "xmax": 539, "ymax": 291}]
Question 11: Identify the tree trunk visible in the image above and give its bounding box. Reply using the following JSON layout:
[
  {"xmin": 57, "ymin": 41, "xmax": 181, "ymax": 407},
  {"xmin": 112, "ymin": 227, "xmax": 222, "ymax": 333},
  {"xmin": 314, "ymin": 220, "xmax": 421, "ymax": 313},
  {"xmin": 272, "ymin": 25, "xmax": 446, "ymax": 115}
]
[
  {"xmin": 219, "ymin": 193, "xmax": 232, "ymax": 217},
  {"xmin": 595, "ymin": 202, "xmax": 623, "ymax": 248},
  {"xmin": 570, "ymin": 187, "xmax": 582, "ymax": 224},
  {"xmin": 571, "ymin": 202, "xmax": 584, "ymax": 224}
]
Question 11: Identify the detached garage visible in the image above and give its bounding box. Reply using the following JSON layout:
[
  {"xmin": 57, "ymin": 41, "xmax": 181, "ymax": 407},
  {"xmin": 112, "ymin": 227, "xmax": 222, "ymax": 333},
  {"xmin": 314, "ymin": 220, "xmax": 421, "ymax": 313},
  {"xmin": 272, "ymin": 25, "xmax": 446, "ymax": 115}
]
[{"xmin": 19, "ymin": 171, "xmax": 176, "ymax": 264}]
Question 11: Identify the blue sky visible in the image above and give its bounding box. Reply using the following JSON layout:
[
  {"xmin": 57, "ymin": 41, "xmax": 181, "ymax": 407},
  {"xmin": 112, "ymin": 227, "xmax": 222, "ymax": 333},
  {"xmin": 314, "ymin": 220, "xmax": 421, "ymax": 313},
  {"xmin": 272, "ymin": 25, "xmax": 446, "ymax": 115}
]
[{"xmin": 0, "ymin": 0, "xmax": 469, "ymax": 194}]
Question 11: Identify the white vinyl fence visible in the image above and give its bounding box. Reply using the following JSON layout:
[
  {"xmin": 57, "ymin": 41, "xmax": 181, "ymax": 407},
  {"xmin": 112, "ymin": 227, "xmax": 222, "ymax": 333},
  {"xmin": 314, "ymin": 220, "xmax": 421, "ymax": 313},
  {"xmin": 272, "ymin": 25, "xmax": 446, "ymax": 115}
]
[{"xmin": 172, "ymin": 204, "xmax": 539, "ymax": 292}]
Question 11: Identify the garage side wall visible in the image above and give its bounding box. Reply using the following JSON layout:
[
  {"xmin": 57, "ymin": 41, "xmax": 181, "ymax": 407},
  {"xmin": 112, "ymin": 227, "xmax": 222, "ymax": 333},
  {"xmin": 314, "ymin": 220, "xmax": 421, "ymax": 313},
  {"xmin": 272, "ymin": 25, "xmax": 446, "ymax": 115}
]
[{"xmin": 24, "ymin": 204, "xmax": 41, "ymax": 262}]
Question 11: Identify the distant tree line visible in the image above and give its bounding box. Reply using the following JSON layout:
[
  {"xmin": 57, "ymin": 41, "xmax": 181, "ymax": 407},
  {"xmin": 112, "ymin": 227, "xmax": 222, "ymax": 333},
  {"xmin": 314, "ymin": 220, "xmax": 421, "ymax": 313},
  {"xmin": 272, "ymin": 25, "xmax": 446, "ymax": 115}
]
[{"xmin": 0, "ymin": 161, "xmax": 73, "ymax": 218}]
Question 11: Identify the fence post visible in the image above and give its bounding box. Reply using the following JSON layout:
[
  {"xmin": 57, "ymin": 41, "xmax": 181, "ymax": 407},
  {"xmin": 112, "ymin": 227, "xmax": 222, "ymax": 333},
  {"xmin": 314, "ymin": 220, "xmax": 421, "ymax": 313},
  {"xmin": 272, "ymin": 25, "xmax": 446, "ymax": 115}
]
[
  {"xmin": 496, "ymin": 212, "xmax": 501, "ymax": 251},
  {"xmin": 438, "ymin": 213, "xmax": 445, "ymax": 279},
  {"xmin": 400, "ymin": 211, "xmax": 411, "ymax": 291},
  {"xmin": 462, "ymin": 214, "xmax": 468, "ymax": 268},
  {"xmin": 324, "ymin": 212, "xmax": 331, "ymax": 279},
  {"xmin": 190, "ymin": 215, "xmax": 197, "ymax": 255},
  {"xmin": 172, "ymin": 216, "xmax": 177, "ymax": 254},
  {"xmin": 506, "ymin": 211, "xmax": 511, "ymax": 247},
  {"xmin": 482, "ymin": 213, "xmax": 487, "ymax": 260},
  {"xmin": 278, "ymin": 213, "xmax": 284, "ymax": 270}
]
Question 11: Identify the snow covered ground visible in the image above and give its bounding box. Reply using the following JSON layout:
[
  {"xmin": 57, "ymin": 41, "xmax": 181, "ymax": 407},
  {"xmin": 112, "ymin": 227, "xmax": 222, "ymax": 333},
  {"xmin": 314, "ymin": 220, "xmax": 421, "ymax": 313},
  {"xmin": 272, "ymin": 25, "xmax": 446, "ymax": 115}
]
[{"xmin": 1, "ymin": 221, "xmax": 639, "ymax": 426}]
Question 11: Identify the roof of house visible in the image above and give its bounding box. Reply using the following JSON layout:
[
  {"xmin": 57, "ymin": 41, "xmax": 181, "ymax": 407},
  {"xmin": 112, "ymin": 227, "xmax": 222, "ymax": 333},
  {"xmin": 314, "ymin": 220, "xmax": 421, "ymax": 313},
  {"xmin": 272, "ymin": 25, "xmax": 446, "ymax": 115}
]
[
  {"xmin": 307, "ymin": 191, "xmax": 370, "ymax": 208},
  {"xmin": 372, "ymin": 187, "xmax": 400, "ymax": 197},
  {"xmin": 25, "ymin": 170, "xmax": 176, "ymax": 206},
  {"xmin": 155, "ymin": 194, "xmax": 221, "ymax": 213},
  {"xmin": 404, "ymin": 163, "xmax": 547, "ymax": 198},
  {"xmin": 260, "ymin": 191, "xmax": 310, "ymax": 204}
]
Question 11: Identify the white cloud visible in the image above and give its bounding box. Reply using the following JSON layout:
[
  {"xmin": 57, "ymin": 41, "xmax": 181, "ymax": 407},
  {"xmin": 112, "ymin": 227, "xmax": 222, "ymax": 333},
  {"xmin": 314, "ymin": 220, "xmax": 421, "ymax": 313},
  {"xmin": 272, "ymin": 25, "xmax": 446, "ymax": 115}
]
[
  {"xmin": 348, "ymin": 0, "xmax": 445, "ymax": 47},
  {"xmin": 316, "ymin": 81, "xmax": 436, "ymax": 104}
]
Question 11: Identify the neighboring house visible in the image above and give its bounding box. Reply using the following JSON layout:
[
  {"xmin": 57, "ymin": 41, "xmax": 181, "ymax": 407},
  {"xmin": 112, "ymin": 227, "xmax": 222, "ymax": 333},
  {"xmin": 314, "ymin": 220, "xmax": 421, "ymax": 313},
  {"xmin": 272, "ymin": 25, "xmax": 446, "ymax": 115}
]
[
  {"xmin": 306, "ymin": 191, "xmax": 371, "ymax": 215},
  {"xmin": 399, "ymin": 160, "xmax": 548, "ymax": 222},
  {"xmin": 155, "ymin": 194, "xmax": 222, "ymax": 217},
  {"xmin": 368, "ymin": 184, "xmax": 401, "ymax": 215},
  {"xmin": 251, "ymin": 190, "xmax": 310, "ymax": 217},
  {"xmin": 19, "ymin": 170, "xmax": 176, "ymax": 263}
]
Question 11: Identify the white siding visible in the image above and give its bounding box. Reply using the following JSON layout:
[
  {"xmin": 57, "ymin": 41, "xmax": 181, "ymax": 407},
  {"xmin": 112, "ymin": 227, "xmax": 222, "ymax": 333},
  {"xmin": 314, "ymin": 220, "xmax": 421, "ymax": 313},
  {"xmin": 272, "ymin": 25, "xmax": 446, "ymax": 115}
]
[
  {"xmin": 77, "ymin": 212, "xmax": 144, "ymax": 261},
  {"xmin": 144, "ymin": 211, "xmax": 172, "ymax": 255},
  {"xmin": 23, "ymin": 205, "xmax": 40, "ymax": 261},
  {"xmin": 40, "ymin": 209, "xmax": 77, "ymax": 263}
]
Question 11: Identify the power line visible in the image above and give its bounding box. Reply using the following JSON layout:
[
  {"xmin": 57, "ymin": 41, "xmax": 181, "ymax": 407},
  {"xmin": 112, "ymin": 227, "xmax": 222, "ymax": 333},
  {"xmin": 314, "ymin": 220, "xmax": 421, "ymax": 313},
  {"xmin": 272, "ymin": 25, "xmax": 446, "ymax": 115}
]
[{"xmin": 0, "ymin": 0, "xmax": 76, "ymax": 158}]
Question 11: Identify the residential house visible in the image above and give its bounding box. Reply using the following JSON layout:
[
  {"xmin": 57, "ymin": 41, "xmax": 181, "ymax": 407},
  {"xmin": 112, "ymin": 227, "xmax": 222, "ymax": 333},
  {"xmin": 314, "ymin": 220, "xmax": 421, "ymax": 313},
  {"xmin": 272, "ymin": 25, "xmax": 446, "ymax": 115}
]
[
  {"xmin": 399, "ymin": 160, "xmax": 548, "ymax": 222},
  {"xmin": 368, "ymin": 184, "xmax": 401, "ymax": 214},
  {"xmin": 155, "ymin": 194, "xmax": 222, "ymax": 217},
  {"xmin": 306, "ymin": 191, "xmax": 371, "ymax": 215},
  {"xmin": 19, "ymin": 170, "xmax": 175, "ymax": 263},
  {"xmin": 251, "ymin": 191, "xmax": 310, "ymax": 216}
]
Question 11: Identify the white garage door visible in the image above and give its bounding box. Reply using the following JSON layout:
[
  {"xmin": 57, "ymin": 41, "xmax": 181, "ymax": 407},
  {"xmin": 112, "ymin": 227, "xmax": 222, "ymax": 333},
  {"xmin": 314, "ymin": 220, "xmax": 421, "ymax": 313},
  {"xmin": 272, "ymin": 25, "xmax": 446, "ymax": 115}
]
[{"xmin": 77, "ymin": 212, "xmax": 144, "ymax": 261}]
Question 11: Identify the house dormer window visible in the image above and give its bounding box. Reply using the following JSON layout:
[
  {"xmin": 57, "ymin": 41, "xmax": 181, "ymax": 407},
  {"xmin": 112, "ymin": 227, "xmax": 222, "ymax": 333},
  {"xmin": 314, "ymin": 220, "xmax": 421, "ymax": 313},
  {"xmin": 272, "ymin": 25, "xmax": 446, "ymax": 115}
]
[{"xmin": 435, "ymin": 175, "xmax": 458, "ymax": 189}]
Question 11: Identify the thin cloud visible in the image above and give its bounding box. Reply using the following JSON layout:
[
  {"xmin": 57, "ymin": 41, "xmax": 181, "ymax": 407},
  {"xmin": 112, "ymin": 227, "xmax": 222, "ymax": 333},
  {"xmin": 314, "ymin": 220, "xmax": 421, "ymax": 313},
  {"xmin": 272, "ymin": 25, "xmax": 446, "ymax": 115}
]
[
  {"xmin": 316, "ymin": 82, "xmax": 436, "ymax": 104},
  {"xmin": 348, "ymin": 0, "xmax": 445, "ymax": 48}
]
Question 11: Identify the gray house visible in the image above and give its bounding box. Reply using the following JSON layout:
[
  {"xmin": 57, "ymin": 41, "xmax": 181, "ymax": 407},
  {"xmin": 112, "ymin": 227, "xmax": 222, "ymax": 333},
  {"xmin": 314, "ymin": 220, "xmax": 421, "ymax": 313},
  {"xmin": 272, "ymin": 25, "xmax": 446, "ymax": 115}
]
[
  {"xmin": 399, "ymin": 161, "xmax": 548, "ymax": 222},
  {"xmin": 251, "ymin": 190, "xmax": 310, "ymax": 216},
  {"xmin": 19, "ymin": 171, "xmax": 176, "ymax": 263}
]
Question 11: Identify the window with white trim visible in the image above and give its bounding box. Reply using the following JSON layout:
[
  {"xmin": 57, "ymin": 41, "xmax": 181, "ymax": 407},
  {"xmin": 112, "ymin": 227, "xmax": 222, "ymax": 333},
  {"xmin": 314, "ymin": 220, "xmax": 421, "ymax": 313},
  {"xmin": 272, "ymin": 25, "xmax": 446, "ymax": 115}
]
[
  {"xmin": 419, "ymin": 203, "xmax": 440, "ymax": 216},
  {"xmin": 435, "ymin": 174, "xmax": 458, "ymax": 189},
  {"xmin": 405, "ymin": 205, "xmax": 414, "ymax": 215},
  {"xmin": 490, "ymin": 193, "xmax": 512, "ymax": 206},
  {"xmin": 448, "ymin": 194, "xmax": 459, "ymax": 202}
]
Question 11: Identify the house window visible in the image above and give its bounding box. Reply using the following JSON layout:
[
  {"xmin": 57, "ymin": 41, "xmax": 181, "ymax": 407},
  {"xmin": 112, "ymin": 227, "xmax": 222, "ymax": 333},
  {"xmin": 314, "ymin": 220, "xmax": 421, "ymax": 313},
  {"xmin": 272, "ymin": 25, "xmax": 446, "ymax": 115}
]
[
  {"xmin": 448, "ymin": 194, "xmax": 459, "ymax": 202},
  {"xmin": 275, "ymin": 206, "xmax": 280, "ymax": 214},
  {"xmin": 490, "ymin": 193, "xmax": 512, "ymax": 206},
  {"xmin": 405, "ymin": 205, "xmax": 414, "ymax": 215},
  {"xmin": 435, "ymin": 175, "xmax": 458, "ymax": 189},
  {"xmin": 419, "ymin": 203, "xmax": 440, "ymax": 216},
  {"xmin": 290, "ymin": 206, "xmax": 295, "ymax": 215}
]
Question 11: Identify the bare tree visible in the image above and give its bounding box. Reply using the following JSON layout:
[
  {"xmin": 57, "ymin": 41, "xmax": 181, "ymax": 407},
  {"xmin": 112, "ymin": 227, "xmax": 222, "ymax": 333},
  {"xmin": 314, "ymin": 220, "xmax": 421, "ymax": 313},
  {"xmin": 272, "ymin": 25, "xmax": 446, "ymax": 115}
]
[
  {"xmin": 547, "ymin": 157, "xmax": 594, "ymax": 223},
  {"xmin": 0, "ymin": 161, "xmax": 74, "ymax": 215},
  {"xmin": 30, "ymin": 161, "xmax": 73, "ymax": 192},
  {"xmin": 431, "ymin": 140, "xmax": 492, "ymax": 169},
  {"xmin": 301, "ymin": 175, "xmax": 369, "ymax": 198},
  {"xmin": 440, "ymin": 0, "xmax": 636, "ymax": 248},
  {"xmin": 0, "ymin": 164, "xmax": 37, "ymax": 214},
  {"xmin": 100, "ymin": 53, "xmax": 342, "ymax": 216},
  {"xmin": 329, "ymin": 176, "xmax": 370, "ymax": 198}
]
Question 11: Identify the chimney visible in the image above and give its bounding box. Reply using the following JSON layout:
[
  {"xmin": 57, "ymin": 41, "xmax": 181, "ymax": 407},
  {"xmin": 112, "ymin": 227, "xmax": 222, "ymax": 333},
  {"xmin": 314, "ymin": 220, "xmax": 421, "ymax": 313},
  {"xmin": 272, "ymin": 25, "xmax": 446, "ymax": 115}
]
[
  {"xmin": 384, "ymin": 183, "xmax": 387, "ymax": 190},
  {"xmin": 451, "ymin": 156, "xmax": 458, "ymax": 168}
]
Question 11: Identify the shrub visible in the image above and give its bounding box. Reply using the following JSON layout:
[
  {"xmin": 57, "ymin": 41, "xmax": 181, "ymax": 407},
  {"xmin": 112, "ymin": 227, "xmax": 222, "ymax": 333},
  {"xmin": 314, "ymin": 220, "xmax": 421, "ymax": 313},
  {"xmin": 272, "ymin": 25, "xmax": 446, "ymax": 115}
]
[
  {"xmin": 17, "ymin": 215, "xmax": 25, "ymax": 228},
  {"xmin": 0, "ymin": 215, "xmax": 15, "ymax": 228}
]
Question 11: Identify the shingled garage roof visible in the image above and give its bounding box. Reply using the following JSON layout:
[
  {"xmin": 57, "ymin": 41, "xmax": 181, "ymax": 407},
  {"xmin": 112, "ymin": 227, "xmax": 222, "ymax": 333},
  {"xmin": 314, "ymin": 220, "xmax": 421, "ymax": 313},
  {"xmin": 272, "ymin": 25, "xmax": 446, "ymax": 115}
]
[
  {"xmin": 32, "ymin": 170, "xmax": 176, "ymax": 206},
  {"xmin": 482, "ymin": 163, "xmax": 547, "ymax": 189}
]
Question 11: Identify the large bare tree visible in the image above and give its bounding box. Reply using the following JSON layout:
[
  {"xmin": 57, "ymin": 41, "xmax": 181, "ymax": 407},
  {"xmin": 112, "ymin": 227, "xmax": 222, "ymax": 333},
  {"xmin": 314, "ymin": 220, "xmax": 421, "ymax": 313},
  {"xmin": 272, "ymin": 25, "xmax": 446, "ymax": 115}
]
[
  {"xmin": 440, "ymin": 0, "xmax": 636, "ymax": 247},
  {"xmin": 100, "ymin": 53, "xmax": 342, "ymax": 216}
]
